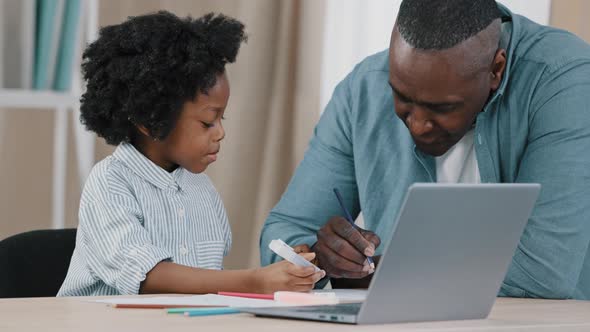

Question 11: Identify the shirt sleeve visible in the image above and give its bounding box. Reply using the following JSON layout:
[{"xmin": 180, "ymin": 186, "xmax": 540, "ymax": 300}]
[
  {"xmin": 260, "ymin": 69, "xmax": 361, "ymax": 266},
  {"xmin": 499, "ymin": 61, "xmax": 590, "ymax": 299},
  {"xmin": 79, "ymin": 196, "xmax": 172, "ymax": 295}
]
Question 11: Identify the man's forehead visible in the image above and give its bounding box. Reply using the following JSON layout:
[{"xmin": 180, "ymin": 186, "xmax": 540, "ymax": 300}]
[
  {"xmin": 389, "ymin": 31, "xmax": 478, "ymax": 104},
  {"xmin": 389, "ymin": 24, "xmax": 497, "ymax": 78}
]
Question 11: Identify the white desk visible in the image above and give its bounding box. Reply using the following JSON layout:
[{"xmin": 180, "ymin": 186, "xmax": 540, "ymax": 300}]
[{"xmin": 0, "ymin": 296, "xmax": 589, "ymax": 331}]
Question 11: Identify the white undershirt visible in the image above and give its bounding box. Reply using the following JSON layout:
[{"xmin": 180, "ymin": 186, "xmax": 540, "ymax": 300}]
[{"xmin": 435, "ymin": 130, "xmax": 481, "ymax": 183}]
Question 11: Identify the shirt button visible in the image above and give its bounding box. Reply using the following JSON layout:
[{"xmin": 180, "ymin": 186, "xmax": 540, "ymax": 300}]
[
  {"xmin": 180, "ymin": 246, "xmax": 188, "ymax": 255},
  {"xmin": 178, "ymin": 207, "xmax": 185, "ymax": 218}
]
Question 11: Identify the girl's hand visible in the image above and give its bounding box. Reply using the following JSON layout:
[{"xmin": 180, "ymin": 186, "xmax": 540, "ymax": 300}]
[{"xmin": 254, "ymin": 252, "xmax": 326, "ymax": 294}]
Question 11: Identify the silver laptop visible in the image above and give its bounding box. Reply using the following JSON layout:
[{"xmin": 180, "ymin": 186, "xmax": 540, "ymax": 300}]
[{"xmin": 243, "ymin": 183, "xmax": 540, "ymax": 324}]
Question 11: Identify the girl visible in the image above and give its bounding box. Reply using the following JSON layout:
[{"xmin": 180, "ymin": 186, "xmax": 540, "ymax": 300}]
[{"xmin": 58, "ymin": 11, "xmax": 324, "ymax": 296}]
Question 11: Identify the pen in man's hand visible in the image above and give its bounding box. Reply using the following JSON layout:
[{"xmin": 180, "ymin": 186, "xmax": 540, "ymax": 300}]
[{"xmin": 333, "ymin": 188, "xmax": 375, "ymax": 270}]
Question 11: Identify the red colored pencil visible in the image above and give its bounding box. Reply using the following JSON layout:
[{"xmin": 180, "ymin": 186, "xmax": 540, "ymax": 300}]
[
  {"xmin": 217, "ymin": 291, "xmax": 274, "ymax": 300},
  {"xmin": 111, "ymin": 304, "xmax": 225, "ymax": 309}
]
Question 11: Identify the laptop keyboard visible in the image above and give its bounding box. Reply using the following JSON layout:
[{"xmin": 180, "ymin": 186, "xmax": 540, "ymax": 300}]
[{"xmin": 293, "ymin": 303, "xmax": 362, "ymax": 315}]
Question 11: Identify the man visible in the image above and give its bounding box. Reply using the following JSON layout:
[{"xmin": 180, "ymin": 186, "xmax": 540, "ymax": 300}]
[{"xmin": 261, "ymin": 0, "xmax": 590, "ymax": 299}]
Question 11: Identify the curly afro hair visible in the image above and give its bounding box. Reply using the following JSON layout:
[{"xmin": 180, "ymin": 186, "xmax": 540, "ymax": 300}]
[{"xmin": 80, "ymin": 11, "xmax": 247, "ymax": 145}]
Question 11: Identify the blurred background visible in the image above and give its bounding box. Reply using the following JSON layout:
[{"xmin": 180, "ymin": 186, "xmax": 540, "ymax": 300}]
[{"xmin": 0, "ymin": 0, "xmax": 588, "ymax": 269}]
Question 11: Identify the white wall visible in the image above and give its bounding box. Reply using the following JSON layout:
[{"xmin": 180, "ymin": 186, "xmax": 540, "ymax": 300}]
[
  {"xmin": 319, "ymin": 0, "xmax": 401, "ymax": 112},
  {"xmin": 500, "ymin": 0, "xmax": 551, "ymax": 25}
]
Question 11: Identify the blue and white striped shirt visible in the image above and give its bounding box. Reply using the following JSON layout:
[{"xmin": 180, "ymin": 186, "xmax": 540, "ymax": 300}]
[{"xmin": 58, "ymin": 143, "xmax": 232, "ymax": 296}]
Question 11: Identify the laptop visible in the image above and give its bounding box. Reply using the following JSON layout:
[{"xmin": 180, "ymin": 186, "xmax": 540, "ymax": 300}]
[{"xmin": 242, "ymin": 183, "xmax": 540, "ymax": 324}]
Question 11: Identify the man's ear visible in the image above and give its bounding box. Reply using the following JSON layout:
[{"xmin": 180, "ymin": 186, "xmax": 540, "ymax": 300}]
[{"xmin": 490, "ymin": 48, "xmax": 507, "ymax": 91}]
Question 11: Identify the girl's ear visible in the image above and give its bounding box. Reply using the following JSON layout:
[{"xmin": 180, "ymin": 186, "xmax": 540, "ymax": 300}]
[{"xmin": 136, "ymin": 124, "xmax": 154, "ymax": 139}]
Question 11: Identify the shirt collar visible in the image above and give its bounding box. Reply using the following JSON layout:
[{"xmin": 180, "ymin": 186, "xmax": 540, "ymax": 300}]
[
  {"xmin": 485, "ymin": 4, "xmax": 515, "ymax": 109},
  {"xmin": 113, "ymin": 142, "xmax": 187, "ymax": 191}
]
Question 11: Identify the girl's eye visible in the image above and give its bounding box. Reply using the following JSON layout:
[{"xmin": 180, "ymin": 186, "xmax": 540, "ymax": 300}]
[{"xmin": 201, "ymin": 121, "xmax": 214, "ymax": 129}]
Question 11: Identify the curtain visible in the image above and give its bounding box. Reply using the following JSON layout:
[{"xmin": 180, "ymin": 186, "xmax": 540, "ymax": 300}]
[{"xmin": 550, "ymin": 0, "xmax": 590, "ymax": 43}]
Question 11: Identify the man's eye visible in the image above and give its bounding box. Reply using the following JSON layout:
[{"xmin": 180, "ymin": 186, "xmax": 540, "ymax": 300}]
[
  {"xmin": 430, "ymin": 105, "xmax": 456, "ymax": 113},
  {"xmin": 201, "ymin": 121, "xmax": 214, "ymax": 128},
  {"xmin": 394, "ymin": 91, "xmax": 410, "ymax": 103}
]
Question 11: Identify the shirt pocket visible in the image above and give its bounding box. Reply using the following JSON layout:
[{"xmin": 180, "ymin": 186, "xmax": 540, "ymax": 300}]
[
  {"xmin": 196, "ymin": 241, "xmax": 226, "ymax": 270},
  {"xmin": 165, "ymin": 242, "xmax": 194, "ymax": 268}
]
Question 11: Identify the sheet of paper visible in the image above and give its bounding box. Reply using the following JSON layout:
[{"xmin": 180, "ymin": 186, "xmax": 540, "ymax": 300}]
[
  {"xmin": 312, "ymin": 289, "xmax": 368, "ymax": 303},
  {"xmin": 91, "ymin": 294, "xmax": 291, "ymax": 308}
]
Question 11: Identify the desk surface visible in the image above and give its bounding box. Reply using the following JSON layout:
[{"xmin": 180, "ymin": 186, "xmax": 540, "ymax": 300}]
[{"xmin": 1, "ymin": 296, "xmax": 589, "ymax": 331}]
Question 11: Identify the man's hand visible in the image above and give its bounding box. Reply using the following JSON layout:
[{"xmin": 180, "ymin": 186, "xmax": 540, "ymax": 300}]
[{"xmin": 313, "ymin": 216, "xmax": 381, "ymax": 278}]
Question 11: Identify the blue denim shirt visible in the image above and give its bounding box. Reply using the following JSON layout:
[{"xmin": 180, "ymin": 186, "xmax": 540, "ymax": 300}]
[{"xmin": 260, "ymin": 6, "xmax": 590, "ymax": 300}]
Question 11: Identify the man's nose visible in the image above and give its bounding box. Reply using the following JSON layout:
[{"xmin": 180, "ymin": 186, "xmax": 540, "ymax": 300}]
[{"xmin": 407, "ymin": 108, "xmax": 433, "ymax": 136}]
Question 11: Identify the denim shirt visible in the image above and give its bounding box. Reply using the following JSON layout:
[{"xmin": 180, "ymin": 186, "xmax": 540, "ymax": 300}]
[{"xmin": 261, "ymin": 6, "xmax": 590, "ymax": 299}]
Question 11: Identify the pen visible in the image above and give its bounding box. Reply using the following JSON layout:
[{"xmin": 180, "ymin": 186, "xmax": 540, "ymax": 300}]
[
  {"xmin": 167, "ymin": 307, "xmax": 224, "ymax": 314},
  {"xmin": 182, "ymin": 307, "xmax": 241, "ymax": 317},
  {"xmin": 333, "ymin": 188, "xmax": 375, "ymax": 270},
  {"xmin": 268, "ymin": 239, "xmax": 321, "ymax": 272},
  {"xmin": 112, "ymin": 303, "xmax": 221, "ymax": 309}
]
